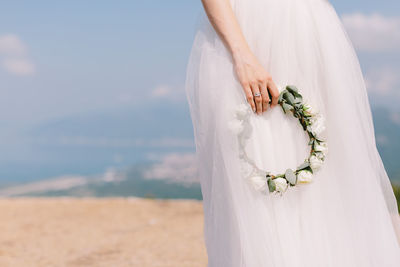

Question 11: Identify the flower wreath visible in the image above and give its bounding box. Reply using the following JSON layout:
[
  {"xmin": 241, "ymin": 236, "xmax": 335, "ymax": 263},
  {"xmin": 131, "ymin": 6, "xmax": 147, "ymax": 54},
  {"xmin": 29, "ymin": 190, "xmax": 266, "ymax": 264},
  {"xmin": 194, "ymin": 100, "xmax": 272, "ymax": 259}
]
[{"xmin": 228, "ymin": 85, "xmax": 328, "ymax": 195}]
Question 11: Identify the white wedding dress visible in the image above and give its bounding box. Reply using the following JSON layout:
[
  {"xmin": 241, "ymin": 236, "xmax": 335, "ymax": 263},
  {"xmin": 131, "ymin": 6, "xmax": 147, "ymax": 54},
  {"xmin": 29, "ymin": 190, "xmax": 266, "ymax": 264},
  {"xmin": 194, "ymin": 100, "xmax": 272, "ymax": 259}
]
[{"xmin": 184, "ymin": 0, "xmax": 400, "ymax": 266}]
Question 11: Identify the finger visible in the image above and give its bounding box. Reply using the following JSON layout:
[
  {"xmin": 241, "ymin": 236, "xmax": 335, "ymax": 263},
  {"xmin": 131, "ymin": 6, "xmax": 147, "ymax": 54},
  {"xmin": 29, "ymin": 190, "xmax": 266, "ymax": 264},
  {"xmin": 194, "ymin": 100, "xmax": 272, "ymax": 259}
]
[
  {"xmin": 251, "ymin": 83, "xmax": 262, "ymax": 114},
  {"xmin": 244, "ymin": 85, "xmax": 256, "ymax": 113},
  {"xmin": 260, "ymin": 81, "xmax": 270, "ymax": 112},
  {"xmin": 268, "ymin": 80, "xmax": 280, "ymax": 107}
]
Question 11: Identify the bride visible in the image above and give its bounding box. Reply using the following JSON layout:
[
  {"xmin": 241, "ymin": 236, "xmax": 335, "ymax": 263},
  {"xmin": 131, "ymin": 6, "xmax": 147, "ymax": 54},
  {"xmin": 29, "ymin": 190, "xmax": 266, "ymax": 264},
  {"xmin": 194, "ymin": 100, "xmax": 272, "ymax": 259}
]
[{"xmin": 184, "ymin": 0, "xmax": 400, "ymax": 266}]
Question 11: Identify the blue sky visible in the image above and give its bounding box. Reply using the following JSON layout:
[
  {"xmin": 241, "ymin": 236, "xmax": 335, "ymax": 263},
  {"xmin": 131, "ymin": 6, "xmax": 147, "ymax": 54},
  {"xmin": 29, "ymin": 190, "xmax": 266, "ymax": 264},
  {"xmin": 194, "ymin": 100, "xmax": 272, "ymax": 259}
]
[
  {"xmin": 0, "ymin": 1, "xmax": 201, "ymax": 125},
  {"xmin": 0, "ymin": 1, "xmax": 399, "ymax": 182},
  {"xmin": 0, "ymin": 1, "xmax": 399, "ymax": 125}
]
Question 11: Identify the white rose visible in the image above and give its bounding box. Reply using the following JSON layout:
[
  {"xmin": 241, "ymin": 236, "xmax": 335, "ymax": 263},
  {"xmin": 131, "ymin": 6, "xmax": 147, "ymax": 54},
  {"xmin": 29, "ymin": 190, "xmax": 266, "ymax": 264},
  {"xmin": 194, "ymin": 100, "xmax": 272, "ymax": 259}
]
[
  {"xmin": 314, "ymin": 142, "xmax": 328, "ymax": 154},
  {"xmin": 274, "ymin": 178, "xmax": 288, "ymax": 193},
  {"xmin": 297, "ymin": 170, "xmax": 313, "ymax": 184},
  {"xmin": 314, "ymin": 152, "xmax": 325, "ymax": 160},
  {"xmin": 248, "ymin": 175, "xmax": 267, "ymax": 192},
  {"xmin": 228, "ymin": 120, "xmax": 244, "ymax": 135},
  {"xmin": 309, "ymin": 155, "xmax": 324, "ymax": 171},
  {"xmin": 235, "ymin": 103, "xmax": 252, "ymax": 120},
  {"xmin": 310, "ymin": 114, "xmax": 326, "ymax": 137}
]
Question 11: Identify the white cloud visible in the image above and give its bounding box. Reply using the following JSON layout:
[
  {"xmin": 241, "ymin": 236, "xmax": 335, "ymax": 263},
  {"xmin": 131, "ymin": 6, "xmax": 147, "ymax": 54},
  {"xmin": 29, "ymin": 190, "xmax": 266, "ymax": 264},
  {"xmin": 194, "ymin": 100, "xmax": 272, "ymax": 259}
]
[
  {"xmin": 151, "ymin": 85, "xmax": 171, "ymax": 97},
  {"xmin": 150, "ymin": 84, "xmax": 186, "ymax": 101},
  {"xmin": 2, "ymin": 58, "xmax": 35, "ymax": 76},
  {"xmin": 0, "ymin": 34, "xmax": 26, "ymax": 56},
  {"xmin": 342, "ymin": 13, "xmax": 400, "ymax": 52},
  {"xmin": 0, "ymin": 34, "xmax": 35, "ymax": 76}
]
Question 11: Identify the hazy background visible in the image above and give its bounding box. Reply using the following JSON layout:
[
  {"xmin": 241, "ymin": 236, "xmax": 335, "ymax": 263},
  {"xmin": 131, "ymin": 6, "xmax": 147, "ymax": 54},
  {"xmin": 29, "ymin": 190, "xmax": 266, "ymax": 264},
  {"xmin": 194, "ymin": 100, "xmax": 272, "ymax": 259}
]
[{"xmin": 0, "ymin": 0, "xmax": 399, "ymax": 198}]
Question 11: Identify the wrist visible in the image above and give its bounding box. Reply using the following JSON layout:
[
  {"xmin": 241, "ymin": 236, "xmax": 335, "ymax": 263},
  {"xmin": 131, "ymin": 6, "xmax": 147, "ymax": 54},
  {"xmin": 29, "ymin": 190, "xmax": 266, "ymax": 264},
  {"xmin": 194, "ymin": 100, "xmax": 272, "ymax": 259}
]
[
  {"xmin": 231, "ymin": 44, "xmax": 249, "ymax": 56},
  {"xmin": 231, "ymin": 45, "xmax": 253, "ymax": 64}
]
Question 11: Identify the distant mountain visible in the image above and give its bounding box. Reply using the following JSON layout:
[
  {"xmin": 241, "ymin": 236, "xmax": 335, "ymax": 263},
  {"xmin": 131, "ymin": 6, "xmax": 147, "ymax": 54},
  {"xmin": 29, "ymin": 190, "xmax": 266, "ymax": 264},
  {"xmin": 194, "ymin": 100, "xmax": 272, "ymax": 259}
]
[
  {"xmin": 22, "ymin": 102, "xmax": 400, "ymax": 183},
  {"xmin": 0, "ymin": 100, "xmax": 195, "ymax": 183},
  {"xmin": 0, "ymin": 155, "xmax": 202, "ymax": 199}
]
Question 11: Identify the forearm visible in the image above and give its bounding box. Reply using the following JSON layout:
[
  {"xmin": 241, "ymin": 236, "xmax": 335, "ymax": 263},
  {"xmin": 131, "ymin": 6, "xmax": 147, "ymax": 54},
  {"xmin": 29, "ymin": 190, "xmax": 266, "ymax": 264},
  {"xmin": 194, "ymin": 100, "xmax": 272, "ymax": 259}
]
[
  {"xmin": 201, "ymin": 0, "xmax": 280, "ymax": 114},
  {"xmin": 201, "ymin": 0, "xmax": 250, "ymax": 57}
]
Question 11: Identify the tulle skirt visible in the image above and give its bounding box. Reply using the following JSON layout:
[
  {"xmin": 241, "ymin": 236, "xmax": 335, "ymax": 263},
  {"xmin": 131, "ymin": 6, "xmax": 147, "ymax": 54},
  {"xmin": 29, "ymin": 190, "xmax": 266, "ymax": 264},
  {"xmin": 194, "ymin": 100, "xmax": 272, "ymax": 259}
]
[{"xmin": 184, "ymin": 0, "xmax": 400, "ymax": 266}]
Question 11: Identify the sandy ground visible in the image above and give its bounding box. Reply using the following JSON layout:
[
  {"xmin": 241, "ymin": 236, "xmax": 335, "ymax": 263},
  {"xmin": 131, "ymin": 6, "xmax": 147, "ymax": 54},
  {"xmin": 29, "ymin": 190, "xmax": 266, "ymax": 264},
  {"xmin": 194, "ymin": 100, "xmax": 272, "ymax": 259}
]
[{"xmin": 0, "ymin": 197, "xmax": 207, "ymax": 267}]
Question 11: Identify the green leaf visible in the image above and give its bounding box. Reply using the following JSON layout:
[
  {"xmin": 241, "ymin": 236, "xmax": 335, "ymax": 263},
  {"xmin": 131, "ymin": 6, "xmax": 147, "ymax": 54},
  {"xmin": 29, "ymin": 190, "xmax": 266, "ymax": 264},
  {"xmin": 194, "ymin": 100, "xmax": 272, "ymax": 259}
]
[
  {"xmin": 286, "ymin": 85, "xmax": 298, "ymax": 92},
  {"xmin": 282, "ymin": 103, "xmax": 292, "ymax": 113},
  {"xmin": 281, "ymin": 91, "xmax": 289, "ymax": 102},
  {"xmin": 267, "ymin": 178, "xmax": 276, "ymax": 192},
  {"xmin": 295, "ymin": 103, "xmax": 303, "ymax": 110},
  {"xmin": 285, "ymin": 93, "xmax": 295, "ymax": 104},
  {"xmin": 286, "ymin": 86, "xmax": 302, "ymax": 98},
  {"xmin": 278, "ymin": 91, "xmax": 285, "ymax": 104},
  {"xmin": 293, "ymin": 92, "xmax": 302, "ymax": 99},
  {"xmin": 293, "ymin": 97, "xmax": 302, "ymax": 104},
  {"xmin": 304, "ymin": 166, "xmax": 313, "ymax": 174},
  {"xmin": 285, "ymin": 169, "xmax": 297, "ymax": 185},
  {"xmin": 297, "ymin": 162, "xmax": 310, "ymax": 170}
]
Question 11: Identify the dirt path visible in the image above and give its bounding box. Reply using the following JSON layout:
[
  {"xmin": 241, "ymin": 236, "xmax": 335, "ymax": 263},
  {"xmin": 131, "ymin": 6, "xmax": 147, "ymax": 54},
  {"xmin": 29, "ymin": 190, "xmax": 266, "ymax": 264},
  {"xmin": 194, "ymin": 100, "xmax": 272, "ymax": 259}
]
[{"xmin": 0, "ymin": 197, "xmax": 207, "ymax": 267}]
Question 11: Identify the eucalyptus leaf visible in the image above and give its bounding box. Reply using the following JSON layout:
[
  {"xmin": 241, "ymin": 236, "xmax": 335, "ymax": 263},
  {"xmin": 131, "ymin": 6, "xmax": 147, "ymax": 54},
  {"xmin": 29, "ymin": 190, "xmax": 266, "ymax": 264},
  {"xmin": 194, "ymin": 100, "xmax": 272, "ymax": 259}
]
[
  {"xmin": 297, "ymin": 162, "xmax": 310, "ymax": 170},
  {"xmin": 285, "ymin": 169, "xmax": 297, "ymax": 185},
  {"xmin": 293, "ymin": 91, "xmax": 302, "ymax": 99},
  {"xmin": 286, "ymin": 93, "xmax": 295, "ymax": 104},
  {"xmin": 282, "ymin": 91, "xmax": 289, "ymax": 100},
  {"xmin": 293, "ymin": 97, "xmax": 302, "ymax": 104},
  {"xmin": 267, "ymin": 179, "xmax": 276, "ymax": 192},
  {"xmin": 278, "ymin": 92, "xmax": 284, "ymax": 103},
  {"xmin": 286, "ymin": 85, "xmax": 298, "ymax": 92},
  {"xmin": 286, "ymin": 86, "xmax": 302, "ymax": 98},
  {"xmin": 282, "ymin": 103, "xmax": 292, "ymax": 113},
  {"xmin": 305, "ymin": 166, "xmax": 313, "ymax": 174}
]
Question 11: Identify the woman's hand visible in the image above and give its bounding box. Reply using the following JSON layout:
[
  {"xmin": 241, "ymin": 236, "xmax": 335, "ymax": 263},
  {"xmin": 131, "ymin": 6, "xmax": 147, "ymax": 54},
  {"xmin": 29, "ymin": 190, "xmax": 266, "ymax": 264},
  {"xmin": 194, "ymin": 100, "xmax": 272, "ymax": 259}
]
[{"xmin": 232, "ymin": 48, "xmax": 279, "ymax": 114}]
